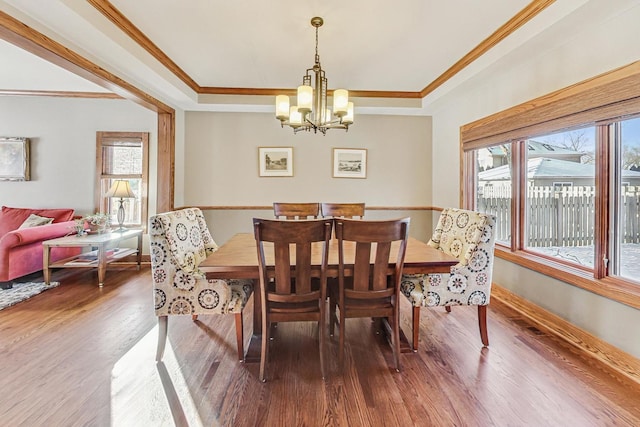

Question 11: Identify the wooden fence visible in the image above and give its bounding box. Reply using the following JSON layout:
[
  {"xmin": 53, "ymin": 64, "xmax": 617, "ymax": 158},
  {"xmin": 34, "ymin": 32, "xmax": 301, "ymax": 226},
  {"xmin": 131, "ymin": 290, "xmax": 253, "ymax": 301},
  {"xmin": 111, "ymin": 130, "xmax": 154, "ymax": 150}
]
[{"xmin": 478, "ymin": 185, "xmax": 640, "ymax": 246}]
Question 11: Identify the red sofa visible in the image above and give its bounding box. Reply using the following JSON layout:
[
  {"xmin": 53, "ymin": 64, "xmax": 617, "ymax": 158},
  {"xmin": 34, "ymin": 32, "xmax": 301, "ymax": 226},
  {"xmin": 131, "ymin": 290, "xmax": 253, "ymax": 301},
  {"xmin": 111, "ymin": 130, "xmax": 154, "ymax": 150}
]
[{"xmin": 0, "ymin": 206, "xmax": 80, "ymax": 289}]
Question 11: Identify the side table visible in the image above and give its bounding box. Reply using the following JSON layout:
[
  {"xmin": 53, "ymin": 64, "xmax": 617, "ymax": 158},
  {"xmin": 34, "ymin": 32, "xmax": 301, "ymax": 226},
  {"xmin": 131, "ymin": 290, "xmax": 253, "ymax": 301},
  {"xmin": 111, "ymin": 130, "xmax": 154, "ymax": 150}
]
[{"xmin": 43, "ymin": 229, "xmax": 143, "ymax": 287}]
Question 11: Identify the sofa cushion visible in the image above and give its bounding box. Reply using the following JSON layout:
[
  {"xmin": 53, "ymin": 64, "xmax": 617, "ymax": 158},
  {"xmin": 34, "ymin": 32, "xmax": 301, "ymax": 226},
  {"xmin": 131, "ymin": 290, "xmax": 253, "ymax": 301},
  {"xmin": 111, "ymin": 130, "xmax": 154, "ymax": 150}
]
[
  {"xmin": 18, "ymin": 214, "xmax": 55, "ymax": 229},
  {"xmin": 0, "ymin": 206, "xmax": 75, "ymax": 237}
]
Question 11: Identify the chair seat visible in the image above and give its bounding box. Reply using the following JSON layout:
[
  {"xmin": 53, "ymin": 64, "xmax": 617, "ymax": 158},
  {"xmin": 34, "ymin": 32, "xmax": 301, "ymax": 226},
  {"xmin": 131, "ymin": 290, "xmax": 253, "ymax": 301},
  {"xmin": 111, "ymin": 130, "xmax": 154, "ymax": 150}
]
[{"xmin": 154, "ymin": 278, "xmax": 253, "ymax": 316}]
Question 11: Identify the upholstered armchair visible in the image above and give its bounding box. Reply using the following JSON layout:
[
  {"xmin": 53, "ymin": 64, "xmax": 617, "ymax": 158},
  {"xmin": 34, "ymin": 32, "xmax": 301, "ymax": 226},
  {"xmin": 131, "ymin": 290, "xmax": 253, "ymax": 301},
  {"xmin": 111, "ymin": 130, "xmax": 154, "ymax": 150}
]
[
  {"xmin": 149, "ymin": 207, "xmax": 253, "ymax": 361},
  {"xmin": 401, "ymin": 208, "xmax": 496, "ymax": 350}
]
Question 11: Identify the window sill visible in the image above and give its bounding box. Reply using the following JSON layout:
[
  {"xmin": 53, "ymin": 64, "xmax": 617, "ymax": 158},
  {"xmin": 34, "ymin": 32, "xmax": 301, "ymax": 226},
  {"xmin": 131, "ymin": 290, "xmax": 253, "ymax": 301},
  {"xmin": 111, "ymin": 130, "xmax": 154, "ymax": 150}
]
[{"xmin": 495, "ymin": 247, "xmax": 640, "ymax": 310}]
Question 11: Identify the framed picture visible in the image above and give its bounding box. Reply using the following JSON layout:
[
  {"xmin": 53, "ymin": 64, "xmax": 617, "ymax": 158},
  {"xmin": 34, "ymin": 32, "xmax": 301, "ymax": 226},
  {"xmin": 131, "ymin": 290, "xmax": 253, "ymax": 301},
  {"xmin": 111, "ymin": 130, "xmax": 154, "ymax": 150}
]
[
  {"xmin": 0, "ymin": 137, "xmax": 30, "ymax": 181},
  {"xmin": 333, "ymin": 148, "xmax": 367, "ymax": 179},
  {"xmin": 259, "ymin": 147, "xmax": 293, "ymax": 177}
]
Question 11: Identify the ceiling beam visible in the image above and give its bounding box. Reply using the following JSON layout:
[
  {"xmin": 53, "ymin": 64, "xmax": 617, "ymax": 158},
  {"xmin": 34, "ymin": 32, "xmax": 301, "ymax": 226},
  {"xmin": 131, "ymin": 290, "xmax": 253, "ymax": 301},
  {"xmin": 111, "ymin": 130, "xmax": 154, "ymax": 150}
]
[{"xmin": 0, "ymin": 9, "xmax": 174, "ymax": 114}]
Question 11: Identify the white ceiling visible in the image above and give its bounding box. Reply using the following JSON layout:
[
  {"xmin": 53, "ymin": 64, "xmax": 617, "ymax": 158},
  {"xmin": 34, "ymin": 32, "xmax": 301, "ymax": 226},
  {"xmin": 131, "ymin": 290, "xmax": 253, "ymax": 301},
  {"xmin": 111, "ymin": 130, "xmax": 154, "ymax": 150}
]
[{"xmin": 0, "ymin": 0, "xmax": 592, "ymax": 112}]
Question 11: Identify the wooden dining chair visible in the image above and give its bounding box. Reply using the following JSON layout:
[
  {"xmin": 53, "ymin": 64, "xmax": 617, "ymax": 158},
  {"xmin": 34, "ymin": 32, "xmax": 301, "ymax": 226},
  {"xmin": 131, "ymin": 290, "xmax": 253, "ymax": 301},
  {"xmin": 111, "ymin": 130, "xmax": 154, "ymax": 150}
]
[
  {"xmin": 329, "ymin": 217, "xmax": 410, "ymax": 372},
  {"xmin": 253, "ymin": 217, "xmax": 333, "ymax": 382},
  {"xmin": 320, "ymin": 202, "xmax": 365, "ymax": 219},
  {"xmin": 273, "ymin": 202, "xmax": 320, "ymax": 220}
]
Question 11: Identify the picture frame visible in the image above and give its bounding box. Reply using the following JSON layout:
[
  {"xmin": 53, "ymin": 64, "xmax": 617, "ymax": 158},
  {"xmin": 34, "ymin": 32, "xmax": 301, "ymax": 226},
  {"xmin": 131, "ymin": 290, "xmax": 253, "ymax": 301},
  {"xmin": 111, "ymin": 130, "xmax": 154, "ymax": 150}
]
[
  {"xmin": 0, "ymin": 137, "xmax": 30, "ymax": 181},
  {"xmin": 332, "ymin": 148, "xmax": 367, "ymax": 179},
  {"xmin": 259, "ymin": 147, "xmax": 293, "ymax": 177}
]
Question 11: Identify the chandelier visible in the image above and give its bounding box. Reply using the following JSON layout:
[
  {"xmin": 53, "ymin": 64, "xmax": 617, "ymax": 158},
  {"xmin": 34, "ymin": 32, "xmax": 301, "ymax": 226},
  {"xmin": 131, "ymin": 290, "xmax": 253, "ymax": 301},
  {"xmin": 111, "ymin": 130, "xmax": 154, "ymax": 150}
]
[{"xmin": 275, "ymin": 17, "xmax": 354, "ymax": 134}]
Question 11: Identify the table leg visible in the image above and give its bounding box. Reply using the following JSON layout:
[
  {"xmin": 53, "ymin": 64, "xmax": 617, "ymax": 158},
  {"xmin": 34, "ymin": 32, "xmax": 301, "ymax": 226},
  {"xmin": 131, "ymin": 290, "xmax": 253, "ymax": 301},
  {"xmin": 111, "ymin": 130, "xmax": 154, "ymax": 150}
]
[
  {"xmin": 97, "ymin": 246, "xmax": 107, "ymax": 287},
  {"xmin": 241, "ymin": 279, "xmax": 262, "ymax": 363},
  {"xmin": 43, "ymin": 244, "xmax": 51, "ymax": 284}
]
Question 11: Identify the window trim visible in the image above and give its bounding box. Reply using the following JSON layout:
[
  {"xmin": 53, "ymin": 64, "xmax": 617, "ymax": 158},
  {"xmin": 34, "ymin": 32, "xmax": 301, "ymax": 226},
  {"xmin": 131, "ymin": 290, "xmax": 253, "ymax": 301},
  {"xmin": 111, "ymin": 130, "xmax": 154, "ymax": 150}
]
[
  {"xmin": 95, "ymin": 131, "xmax": 149, "ymax": 230},
  {"xmin": 461, "ymin": 60, "xmax": 640, "ymax": 310}
]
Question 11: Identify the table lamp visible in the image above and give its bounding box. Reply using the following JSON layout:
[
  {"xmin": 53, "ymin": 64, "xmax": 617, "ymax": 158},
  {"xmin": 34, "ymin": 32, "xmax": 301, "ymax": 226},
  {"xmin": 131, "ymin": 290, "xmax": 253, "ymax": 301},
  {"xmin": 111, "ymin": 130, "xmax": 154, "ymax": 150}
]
[{"xmin": 105, "ymin": 180, "xmax": 136, "ymax": 232}]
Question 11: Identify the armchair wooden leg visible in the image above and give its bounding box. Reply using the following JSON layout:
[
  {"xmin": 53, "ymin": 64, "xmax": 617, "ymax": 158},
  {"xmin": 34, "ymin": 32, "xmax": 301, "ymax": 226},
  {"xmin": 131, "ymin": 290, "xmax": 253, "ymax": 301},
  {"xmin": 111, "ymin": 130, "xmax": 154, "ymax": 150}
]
[
  {"xmin": 445, "ymin": 306, "xmax": 452, "ymax": 313},
  {"xmin": 156, "ymin": 316, "xmax": 168, "ymax": 362},
  {"xmin": 478, "ymin": 305, "xmax": 489, "ymax": 346},
  {"xmin": 234, "ymin": 313, "xmax": 245, "ymax": 362},
  {"xmin": 412, "ymin": 306, "xmax": 420, "ymax": 352},
  {"xmin": 192, "ymin": 314, "xmax": 198, "ymax": 321}
]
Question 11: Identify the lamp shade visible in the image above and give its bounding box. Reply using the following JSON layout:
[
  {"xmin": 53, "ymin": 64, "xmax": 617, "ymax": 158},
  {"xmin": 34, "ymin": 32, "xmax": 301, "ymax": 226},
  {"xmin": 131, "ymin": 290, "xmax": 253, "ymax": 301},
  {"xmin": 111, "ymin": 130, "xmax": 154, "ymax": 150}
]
[
  {"xmin": 297, "ymin": 85, "xmax": 313, "ymax": 113},
  {"xmin": 275, "ymin": 95, "xmax": 290, "ymax": 121},
  {"xmin": 333, "ymin": 89, "xmax": 349, "ymax": 117},
  {"xmin": 105, "ymin": 180, "xmax": 135, "ymax": 199},
  {"xmin": 342, "ymin": 102, "xmax": 354, "ymax": 125}
]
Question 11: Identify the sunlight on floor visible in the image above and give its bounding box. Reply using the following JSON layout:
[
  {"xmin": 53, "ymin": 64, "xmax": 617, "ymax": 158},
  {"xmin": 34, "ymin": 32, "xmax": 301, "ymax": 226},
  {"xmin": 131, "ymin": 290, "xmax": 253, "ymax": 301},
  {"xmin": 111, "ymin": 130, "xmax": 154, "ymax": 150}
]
[{"xmin": 110, "ymin": 325, "xmax": 204, "ymax": 427}]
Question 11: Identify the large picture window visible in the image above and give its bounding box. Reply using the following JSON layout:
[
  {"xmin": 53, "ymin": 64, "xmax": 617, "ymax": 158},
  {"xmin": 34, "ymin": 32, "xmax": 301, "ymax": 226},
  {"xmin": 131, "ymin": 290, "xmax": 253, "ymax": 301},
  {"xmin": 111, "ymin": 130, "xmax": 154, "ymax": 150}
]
[
  {"xmin": 95, "ymin": 132, "xmax": 149, "ymax": 229},
  {"xmin": 461, "ymin": 61, "xmax": 640, "ymax": 308}
]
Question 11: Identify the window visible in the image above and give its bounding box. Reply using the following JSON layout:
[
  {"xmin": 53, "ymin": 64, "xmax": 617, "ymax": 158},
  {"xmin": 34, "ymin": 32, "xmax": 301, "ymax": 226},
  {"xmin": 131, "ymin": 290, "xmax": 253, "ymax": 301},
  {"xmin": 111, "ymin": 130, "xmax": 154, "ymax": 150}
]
[
  {"xmin": 613, "ymin": 117, "xmax": 640, "ymax": 281},
  {"xmin": 95, "ymin": 132, "xmax": 149, "ymax": 229},
  {"xmin": 461, "ymin": 61, "xmax": 640, "ymax": 308}
]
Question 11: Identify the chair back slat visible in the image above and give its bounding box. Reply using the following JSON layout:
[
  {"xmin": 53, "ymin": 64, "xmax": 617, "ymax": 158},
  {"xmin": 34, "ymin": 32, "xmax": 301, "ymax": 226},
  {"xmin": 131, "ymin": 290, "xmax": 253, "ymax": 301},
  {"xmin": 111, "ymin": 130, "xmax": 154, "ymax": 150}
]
[
  {"xmin": 321, "ymin": 202, "xmax": 365, "ymax": 219},
  {"xmin": 336, "ymin": 218, "xmax": 410, "ymax": 295},
  {"xmin": 254, "ymin": 218, "xmax": 332, "ymax": 299},
  {"xmin": 273, "ymin": 202, "xmax": 320, "ymax": 220}
]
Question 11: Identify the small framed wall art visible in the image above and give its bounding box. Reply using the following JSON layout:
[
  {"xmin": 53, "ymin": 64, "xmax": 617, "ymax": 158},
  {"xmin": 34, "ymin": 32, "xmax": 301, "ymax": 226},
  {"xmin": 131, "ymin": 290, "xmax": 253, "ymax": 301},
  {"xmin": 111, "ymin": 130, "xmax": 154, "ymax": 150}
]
[
  {"xmin": 332, "ymin": 148, "xmax": 367, "ymax": 179},
  {"xmin": 0, "ymin": 137, "xmax": 30, "ymax": 181},
  {"xmin": 258, "ymin": 146, "xmax": 293, "ymax": 177}
]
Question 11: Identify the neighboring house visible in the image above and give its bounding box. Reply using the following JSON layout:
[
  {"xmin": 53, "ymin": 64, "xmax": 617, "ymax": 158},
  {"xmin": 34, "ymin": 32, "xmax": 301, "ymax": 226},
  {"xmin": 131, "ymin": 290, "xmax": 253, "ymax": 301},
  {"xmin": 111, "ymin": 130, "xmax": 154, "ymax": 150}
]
[
  {"xmin": 477, "ymin": 140, "xmax": 585, "ymax": 171},
  {"xmin": 478, "ymin": 157, "xmax": 640, "ymax": 189}
]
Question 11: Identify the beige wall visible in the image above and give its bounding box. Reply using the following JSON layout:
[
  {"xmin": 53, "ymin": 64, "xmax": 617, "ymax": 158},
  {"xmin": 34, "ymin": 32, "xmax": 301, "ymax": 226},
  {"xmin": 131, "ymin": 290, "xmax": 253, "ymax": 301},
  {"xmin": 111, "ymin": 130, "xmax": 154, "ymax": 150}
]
[
  {"xmin": 183, "ymin": 112, "xmax": 433, "ymax": 243},
  {"xmin": 0, "ymin": 96, "xmax": 157, "ymax": 216},
  {"xmin": 426, "ymin": 1, "xmax": 640, "ymax": 357},
  {"xmin": 0, "ymin": 95, "xmax": 158, "ymax": 253}
]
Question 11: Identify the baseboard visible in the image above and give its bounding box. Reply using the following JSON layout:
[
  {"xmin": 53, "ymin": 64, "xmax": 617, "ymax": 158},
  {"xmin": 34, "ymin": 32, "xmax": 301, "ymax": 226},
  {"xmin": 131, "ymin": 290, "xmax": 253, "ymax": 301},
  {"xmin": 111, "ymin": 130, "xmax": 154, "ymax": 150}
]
[{"xmin": 492, "ymin": 284, "xmax": 640, "ymax": 387}]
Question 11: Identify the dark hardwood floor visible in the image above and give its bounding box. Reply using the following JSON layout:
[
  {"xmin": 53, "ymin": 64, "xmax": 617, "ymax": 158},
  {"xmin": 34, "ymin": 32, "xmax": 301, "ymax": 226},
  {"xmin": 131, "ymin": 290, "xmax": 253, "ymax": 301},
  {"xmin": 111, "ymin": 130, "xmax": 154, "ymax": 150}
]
[{"xmin": 1, "ymin": 266, "xmax": 639, "ymax": 426}]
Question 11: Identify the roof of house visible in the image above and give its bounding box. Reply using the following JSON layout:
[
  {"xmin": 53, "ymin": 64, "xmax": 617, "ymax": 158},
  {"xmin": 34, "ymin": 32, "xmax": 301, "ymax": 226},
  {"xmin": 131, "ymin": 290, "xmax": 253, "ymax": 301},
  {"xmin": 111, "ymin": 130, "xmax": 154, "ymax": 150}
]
[
  {"xmin": 486, "ymin": 140, "xmax": 583, "ymax": 157},
  {"xmin": 479, "ymin": 157, "xmax": 640, "ymax": 181}
]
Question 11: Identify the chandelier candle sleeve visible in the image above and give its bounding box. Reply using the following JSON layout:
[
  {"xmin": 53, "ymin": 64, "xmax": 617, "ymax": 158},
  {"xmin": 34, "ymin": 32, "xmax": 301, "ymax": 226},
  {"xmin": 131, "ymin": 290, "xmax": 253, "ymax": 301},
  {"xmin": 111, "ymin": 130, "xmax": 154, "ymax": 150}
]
[{"xmin": 275, "ymin": 17, "xmax": 354, "ymax": 134}]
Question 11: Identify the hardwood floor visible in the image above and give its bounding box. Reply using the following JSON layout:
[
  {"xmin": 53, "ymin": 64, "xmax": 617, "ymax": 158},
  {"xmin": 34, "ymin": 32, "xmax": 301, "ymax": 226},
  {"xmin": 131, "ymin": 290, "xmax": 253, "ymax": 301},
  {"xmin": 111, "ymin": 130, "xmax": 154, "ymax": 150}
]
[{"xmin": 1, "ymin": 266, "xmax": 639, "ymax": 426}]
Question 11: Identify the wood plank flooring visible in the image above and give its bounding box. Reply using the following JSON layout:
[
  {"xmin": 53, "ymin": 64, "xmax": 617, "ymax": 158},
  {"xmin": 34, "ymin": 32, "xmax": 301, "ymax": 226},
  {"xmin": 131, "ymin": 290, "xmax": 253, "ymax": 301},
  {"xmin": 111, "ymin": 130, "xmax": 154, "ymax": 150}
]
[{"xmin": 1, "ymin": 266, "xmax": 639, "ymax": 426}]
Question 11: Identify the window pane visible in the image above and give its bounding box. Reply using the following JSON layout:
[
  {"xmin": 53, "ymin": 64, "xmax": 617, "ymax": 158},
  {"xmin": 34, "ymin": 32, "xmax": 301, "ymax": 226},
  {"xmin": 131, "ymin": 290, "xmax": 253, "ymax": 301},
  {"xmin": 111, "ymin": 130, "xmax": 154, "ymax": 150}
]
[
  {"xmin": 615, "ymin": 117, "xmax": 640, "ymax": 281},
  {"xmin": 525, "ymin": 128, "xmax": 596, "ymax": 268},
  {"xmin": 476, "ymin": 144, "xmax": 512, "ymax": 245},
  {"xmin": 102, "ymin": 145, "xmax": 142, "ymax": 175}
]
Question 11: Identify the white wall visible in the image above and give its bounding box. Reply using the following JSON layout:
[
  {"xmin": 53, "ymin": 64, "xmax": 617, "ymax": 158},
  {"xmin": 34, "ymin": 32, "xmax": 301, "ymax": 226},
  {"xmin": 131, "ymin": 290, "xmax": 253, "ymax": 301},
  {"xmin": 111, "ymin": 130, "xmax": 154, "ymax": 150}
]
[
  {"xmin": 426, "ymin": 0, "xmax": 640, "ymax": 357},
  {"xmin": 0, "ymin": 96, "xmax": 157, "ymax": 251}
]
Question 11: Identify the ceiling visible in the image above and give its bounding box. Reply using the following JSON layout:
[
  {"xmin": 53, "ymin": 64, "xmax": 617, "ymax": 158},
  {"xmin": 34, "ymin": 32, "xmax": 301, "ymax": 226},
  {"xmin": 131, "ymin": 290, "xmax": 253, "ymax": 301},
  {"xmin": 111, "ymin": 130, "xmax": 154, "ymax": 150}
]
[{"xmin": 0, "ymin": 0, "xmax": 590, "ymax": 113}]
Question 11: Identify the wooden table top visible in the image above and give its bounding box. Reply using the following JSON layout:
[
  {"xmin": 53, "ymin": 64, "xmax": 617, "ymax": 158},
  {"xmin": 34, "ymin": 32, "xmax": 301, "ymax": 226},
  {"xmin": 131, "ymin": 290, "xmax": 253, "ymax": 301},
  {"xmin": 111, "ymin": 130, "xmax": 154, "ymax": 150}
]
[{"xmin": 200, "ymin": 233, "xmax": 458, "ymax": 279}]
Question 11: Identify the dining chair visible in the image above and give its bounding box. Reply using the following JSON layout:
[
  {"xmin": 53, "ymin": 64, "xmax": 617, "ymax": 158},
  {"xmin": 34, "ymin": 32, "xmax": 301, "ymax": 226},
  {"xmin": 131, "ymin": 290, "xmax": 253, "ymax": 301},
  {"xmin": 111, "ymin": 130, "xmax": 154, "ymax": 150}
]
[
  {"xmin": 320, "ymin": 202, "xmax": 365, "ymax": 219},
  {"xmin": 273, "ymin": 202, "xmax": 320, "ymax": 220},
  {"xmin": 253, "ymin": 217, "xmax": 333, "ymax": 382},
  {"xmin": 329, "ymin": 217, "xmax": 410, "ymax": 372},
  {"xmin": 150, "ymin": 207, "xmax": 254, "ymax": 362},
  {"xmin": 400, "ymin": 208, "xmax": 496, "ymax": 350}
]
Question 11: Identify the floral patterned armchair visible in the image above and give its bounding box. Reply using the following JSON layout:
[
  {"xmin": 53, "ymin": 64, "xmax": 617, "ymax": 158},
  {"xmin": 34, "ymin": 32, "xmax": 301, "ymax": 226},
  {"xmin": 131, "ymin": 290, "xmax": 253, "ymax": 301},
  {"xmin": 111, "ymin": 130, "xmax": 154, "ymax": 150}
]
[
  {"xmin": 401, "ymin": 208, "xmax": 496, "ymax": 350},
  {"xmin": 149, "ymin": 207, "xmax": 253, "ymax": 361}
]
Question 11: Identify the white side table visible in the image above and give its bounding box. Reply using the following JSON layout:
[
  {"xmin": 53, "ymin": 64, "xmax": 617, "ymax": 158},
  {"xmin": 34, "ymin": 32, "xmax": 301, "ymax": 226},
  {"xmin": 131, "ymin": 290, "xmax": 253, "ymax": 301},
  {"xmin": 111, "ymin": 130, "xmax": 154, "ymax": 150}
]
[{"xmin": 43, "ymin": 229, "xmax": 143, "ymax": 287}]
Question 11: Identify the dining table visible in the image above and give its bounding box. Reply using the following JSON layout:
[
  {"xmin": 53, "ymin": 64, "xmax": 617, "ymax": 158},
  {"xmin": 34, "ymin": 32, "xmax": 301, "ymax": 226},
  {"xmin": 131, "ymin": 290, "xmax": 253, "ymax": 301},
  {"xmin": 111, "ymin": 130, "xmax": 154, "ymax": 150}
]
[{"xmin": 199, "ymin": 232, "xmax": 458, "ymax": 357}]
